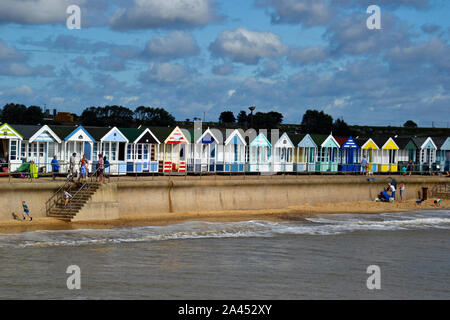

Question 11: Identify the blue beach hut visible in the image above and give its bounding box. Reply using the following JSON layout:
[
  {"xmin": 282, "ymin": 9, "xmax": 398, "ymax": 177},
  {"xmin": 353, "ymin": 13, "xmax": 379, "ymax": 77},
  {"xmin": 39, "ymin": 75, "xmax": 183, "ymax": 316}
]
[
  {"xmin": 295, "ymin": 134, "xmax": 317, "ymax": 172},
  {"xmin": 337, "ymin": 136, "xmax": 360, "ymax": 172}
]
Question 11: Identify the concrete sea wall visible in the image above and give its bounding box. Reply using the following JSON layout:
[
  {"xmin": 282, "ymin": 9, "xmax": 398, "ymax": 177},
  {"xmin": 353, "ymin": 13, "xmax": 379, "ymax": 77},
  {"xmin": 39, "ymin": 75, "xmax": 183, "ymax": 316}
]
[{"xmin": 0, "ymin": 176, "xmax": 446, "ymax": 221}]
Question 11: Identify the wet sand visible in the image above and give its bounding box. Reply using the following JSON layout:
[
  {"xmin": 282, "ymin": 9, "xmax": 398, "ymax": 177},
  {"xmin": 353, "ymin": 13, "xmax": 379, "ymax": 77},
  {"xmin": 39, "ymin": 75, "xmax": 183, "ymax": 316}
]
[{"xmin": 0, "ymin": 198, "xmax": 447, "ymax": 234}]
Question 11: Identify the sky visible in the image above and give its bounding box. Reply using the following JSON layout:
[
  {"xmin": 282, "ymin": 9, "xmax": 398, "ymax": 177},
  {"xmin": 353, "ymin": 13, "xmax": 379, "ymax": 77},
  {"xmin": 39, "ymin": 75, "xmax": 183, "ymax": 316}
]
[{"xmin": 0, "ymin": 0, "xmax": 449, "ymax": 127}]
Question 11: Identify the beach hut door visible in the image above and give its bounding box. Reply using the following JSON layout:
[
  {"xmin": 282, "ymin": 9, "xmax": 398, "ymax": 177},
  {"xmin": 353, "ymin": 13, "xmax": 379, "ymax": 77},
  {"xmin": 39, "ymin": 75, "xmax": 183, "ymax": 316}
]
[{"xmin": 84, "ymin": 142, "xmax": 92, "ymax": 160}]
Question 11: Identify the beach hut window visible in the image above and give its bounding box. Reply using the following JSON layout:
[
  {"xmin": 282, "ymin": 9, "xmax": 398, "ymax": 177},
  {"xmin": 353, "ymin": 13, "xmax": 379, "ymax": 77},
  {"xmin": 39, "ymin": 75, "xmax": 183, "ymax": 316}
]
[
  {"xmin": 111, "ymin": 143, "xmax": 117, "ymax": 161},
  {"xmin": 143, "ymin": 145, "xmax": 149, "ymax": 160},
  {"xmin": 93, "ymin": 143, "xmax": 98, "ymax": 159},
  {"xmin": 39, "ymin": 144, "xmax": 44, "ymax": 157},
  {"xmin": 127, "ymin": 145, "xmax": 132, "ymax": 160},
  {"xmin": 21, "ymin": 143, "xmax": 26, "ymax": 158},
  {"xmin": 210, "ymin": 146, "xmax": 216, "ymax": 158},
  {"xmin": 10, "ymin": 140, "xmax": 17, "ymax": 160},
  {"xmin": 137, "ymin": 144, "xmax": 143, "ymax": 160}
]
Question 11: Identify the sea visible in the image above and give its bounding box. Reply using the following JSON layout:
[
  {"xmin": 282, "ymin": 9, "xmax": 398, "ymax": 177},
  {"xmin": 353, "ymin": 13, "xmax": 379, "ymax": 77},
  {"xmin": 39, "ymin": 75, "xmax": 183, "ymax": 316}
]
[{"xmin": 0, "ymin": 210, "xmax": 449, "ymax": 299}]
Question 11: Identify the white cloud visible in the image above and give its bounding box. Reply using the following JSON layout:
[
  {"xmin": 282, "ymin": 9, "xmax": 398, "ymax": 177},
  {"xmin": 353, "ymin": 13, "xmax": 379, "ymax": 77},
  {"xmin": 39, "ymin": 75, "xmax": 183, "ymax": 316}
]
[
  {"xmin": 110, "ymin": 0, "xmax": 220, "ymax": 30},
  {"xmin": 209, "ymin": 27, "xmax": 287, "ymax": 65},
  {"xmin": 139, "ymin": 62, "xmax": 190, "ymax": 85},
  {"xmin": 8, "ymin": 85, "xmax": 33, "ymax": 96},
  {"xmin": 104, "ymin": 95, "xmax": 114, "ymax": 101},
  {"xmin": 144, "ymin": 31, "xmax": 200, "ymax": 60}
]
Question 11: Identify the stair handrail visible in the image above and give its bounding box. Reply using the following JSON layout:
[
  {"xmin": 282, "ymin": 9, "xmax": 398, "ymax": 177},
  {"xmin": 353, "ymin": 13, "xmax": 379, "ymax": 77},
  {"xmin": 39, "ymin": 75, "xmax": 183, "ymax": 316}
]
[{"xmin": 45, "ymin": 176, "xmax": 74, "ymax": 215}]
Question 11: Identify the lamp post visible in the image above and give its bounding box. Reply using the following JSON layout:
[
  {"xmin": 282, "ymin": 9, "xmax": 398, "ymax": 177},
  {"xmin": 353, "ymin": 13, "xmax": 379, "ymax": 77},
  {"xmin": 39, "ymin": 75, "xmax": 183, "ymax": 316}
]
[{"xmin": 249, "ymin": 106, "xmax": 256, "ymax": 129}]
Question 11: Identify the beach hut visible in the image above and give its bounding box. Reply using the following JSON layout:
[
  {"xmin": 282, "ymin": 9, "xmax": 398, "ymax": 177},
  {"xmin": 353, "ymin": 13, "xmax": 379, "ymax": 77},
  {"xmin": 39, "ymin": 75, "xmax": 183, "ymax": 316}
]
[
  {"xmin": 295, "ymin": 134, "xmax": 317, "ymax": 172},
  {"xmin": 120, "ymin": 127, "xmax": 161, "ymax": 173},
  {"xmin": 160, "ymin": 126, "xmax": 191, "ymax": 173},
  {"xmin": 51, "ymin": 125, "xmax": 95, "ymax": 172},
  {"xmin": 435, "ymin": 137, "xmax": 450, "ymax": 172},
  {"xmin": 412, "ymin": 137, "xmax": 437, "ymax": 172},
  {"xmin": 87, "ymin": 127, "xmax": 130, "ymax": 175},
  {"xmin": 337, "ymin": 136, "xmax": 360, "ymax": 172},
  {"xmin": 249, "ymin": 132, "xmax": 272, "ymax": 172},
  {"xmin": 394, "ymin": 138, "xmax": 418, "ymax": 172},
  {"xmin": 192, "ymin": 128, "xmax": 220, "ymax": 172},
  {"xmin": 358, "ymin": 138, "xmax": 381, "ymax": 173},
  {"xmin": 0, "ymin": 123, "xmax": 23, "ymax": 172},
  {"xmin": 273, "ymin": 132, "xmax": 295, "ymax": 172},
  {"xmin": 312, "ymin": 134, "xmax": 340, "ymax": 172},
  {"xmin": 15, "ymin": 125, "xmax": 62, "ymax": 173},
  {"xmin": 218, "ymin": 129, "xmax": 246, "ymax": 172},
  {"xmin": 375, "ymin": 137, "xmax": 400, "ymax": 172}
]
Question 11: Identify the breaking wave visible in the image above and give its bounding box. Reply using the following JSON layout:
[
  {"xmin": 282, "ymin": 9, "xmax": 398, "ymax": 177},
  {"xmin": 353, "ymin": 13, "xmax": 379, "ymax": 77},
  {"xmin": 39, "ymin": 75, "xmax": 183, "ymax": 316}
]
[{"xmin": 0, "ymin": 210, "xmax": 449, "ymax": 248}]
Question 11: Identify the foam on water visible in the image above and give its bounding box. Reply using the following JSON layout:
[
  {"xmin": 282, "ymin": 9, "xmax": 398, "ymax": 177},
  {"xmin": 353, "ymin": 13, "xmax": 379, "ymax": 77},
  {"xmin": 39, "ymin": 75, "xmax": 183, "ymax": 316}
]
[{"xmin": 0, "ymin": 210, "xmax": 449, "ymax": 248}]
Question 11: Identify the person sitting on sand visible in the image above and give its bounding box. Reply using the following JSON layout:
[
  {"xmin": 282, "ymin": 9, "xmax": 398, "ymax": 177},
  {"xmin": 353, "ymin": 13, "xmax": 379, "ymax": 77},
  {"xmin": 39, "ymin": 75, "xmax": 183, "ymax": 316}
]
[
  {"xmin": 434, "ymin": 199, "xmax": 442, "ymax": 207},
  {"xmin": 22, "ymin": 201, "xmax": 32, "ymax": 221}
]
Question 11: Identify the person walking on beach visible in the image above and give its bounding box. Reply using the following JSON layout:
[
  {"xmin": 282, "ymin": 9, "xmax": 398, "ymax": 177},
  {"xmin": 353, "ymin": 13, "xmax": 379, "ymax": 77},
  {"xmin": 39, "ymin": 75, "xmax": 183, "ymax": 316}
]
[
  {"xmin": 399, "ymin": 183, "xmax": 405, "ymax": 202},
  {"xmin": 361, "ymin": 156, "xmax": 368, "ymax": 175},
  {"xmin": 51, "ymin": 155, "xmax": 59, "ymax": 181},
  {"xmin": 68, "ymin": 152, "xmax": 77, "ymax": 181},
  {"xmin": 22, "ymin": 201, "xmax": 32, "ymax": 221}
]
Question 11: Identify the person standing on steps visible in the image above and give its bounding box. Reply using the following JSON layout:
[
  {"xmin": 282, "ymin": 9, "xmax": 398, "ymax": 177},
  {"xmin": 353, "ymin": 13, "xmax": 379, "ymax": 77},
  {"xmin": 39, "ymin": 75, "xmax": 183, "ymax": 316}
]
[{"xmin": 69, "ymin": 152, "xmax": 77, "ymax": 182}]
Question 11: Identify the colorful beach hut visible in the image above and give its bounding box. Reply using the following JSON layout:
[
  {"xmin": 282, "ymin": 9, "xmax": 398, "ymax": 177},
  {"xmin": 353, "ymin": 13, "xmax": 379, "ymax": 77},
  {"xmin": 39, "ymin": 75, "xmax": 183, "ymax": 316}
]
[
  {"xmin": 378, "ymin": 137, "xmax": 400, "ymax": 172},
  {"xmin": 412, "ymin": 137, "xmax": 437, "ymax": 172},
  {"xmin": 119, "ymin": 127, "xmax": 161, "ymax": 173},
  {"xmin": 358, "ymin": 138, "xmax": 380, "ymax": 172},
  {"xmin": 0, "ymin": 123, "xmax": 23, "ymax": 172},
  {"xmin": 336, "ymin": 136, "xmax": 360, "ymax": 172},
  {"xmin": 312, "ymin": 134, "xmax": 340, "ymax": 172},
  {"xmin": 435, "ymin": 137, "xmax": 450, "ymax": 172},
  {"xmin": 295, "ymin": 134, "xmax": 317, "ymax": 172},
  {"xmin": 161, "ymin": 126, "xmax": 190, "ymax": 173},
  {"xmin": 87, "ymin": 127, "xmax": 130, "ymax": 175},
  {"xmin": 394, "ymin": 138, "xmax": 418, "ymax": 172},
  {"xmin": 273, "ymin": 132, "xmax": 295, "ymax": 172},
  {"xmin": 192, "ymin": 128, "xmax": 220, "ymax": 172},
  {"xmin": 15, "ymin": 125, "xmax": 62, "ymax": 173},
  {"xmin": 218, "ymin": 129, "xmax": 246, "ymax": 172},
  {"xmin": 249, "ymin": 132, "xmax": 272, "ymax": 172},
  {"xmin": 51, "ymin": 125, "xmax": 95, "ymax": 172}
]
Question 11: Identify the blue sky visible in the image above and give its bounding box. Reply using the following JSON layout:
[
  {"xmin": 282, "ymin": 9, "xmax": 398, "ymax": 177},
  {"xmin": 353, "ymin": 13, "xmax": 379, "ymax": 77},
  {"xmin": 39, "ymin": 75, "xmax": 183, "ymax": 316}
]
[{"xmin": 0, "ymin": 0, "xmax": 449, "ymax": 126}]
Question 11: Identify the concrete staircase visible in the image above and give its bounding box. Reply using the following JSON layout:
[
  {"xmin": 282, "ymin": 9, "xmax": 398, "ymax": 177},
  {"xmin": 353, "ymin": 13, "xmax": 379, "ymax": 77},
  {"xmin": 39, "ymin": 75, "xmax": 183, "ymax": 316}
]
[{"xmin": 47, "ymin": 182, "xmax": 102, "ymax": 221}]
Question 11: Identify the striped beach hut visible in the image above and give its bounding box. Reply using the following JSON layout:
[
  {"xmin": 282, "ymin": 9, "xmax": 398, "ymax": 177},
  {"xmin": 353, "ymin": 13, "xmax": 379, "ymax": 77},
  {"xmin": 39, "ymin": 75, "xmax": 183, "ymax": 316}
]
[
  {"xmin": 337, "ymin": 136, "xmax": 360, "ymax": 172},
  {"xmin": 161, "ymin": 126, "xmax": 190, "ymax": 173},
  {"xmin": 249, "ymin": 132, "xmax": 272, "ymax": 172},
  {"xmin": 0, "ymin": 123, "xmax": 23, "ymax": 171},
  {"xmin": 15, "ymin": 125, "xmax": 62, "ymax": 173},
  {"xmin": 192, "ymin": 128, "xmax": 220, "ymax": 172}
]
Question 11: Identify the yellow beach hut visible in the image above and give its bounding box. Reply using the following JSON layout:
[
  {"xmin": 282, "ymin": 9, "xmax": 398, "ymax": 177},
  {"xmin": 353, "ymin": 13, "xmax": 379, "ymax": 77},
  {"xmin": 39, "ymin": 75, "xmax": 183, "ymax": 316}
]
[
  {"xmin": 378, "ymin": 137, "xmax": 400, "ymax": 172},
  {"xmin": 358, "ymin": 138, "xmax": 380, "ymax": 172}
]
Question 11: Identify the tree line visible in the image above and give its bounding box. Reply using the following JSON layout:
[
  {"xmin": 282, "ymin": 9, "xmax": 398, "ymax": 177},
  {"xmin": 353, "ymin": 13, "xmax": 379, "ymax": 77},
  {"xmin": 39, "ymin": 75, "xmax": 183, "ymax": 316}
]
[{"xmin": 1, "ymin": 103, "xmax": 419, "ymax": 135}]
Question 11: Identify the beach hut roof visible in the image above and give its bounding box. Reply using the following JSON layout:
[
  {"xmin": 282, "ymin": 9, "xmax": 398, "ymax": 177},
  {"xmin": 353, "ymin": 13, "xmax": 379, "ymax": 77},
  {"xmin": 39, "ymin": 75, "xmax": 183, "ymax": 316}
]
[
  {"xmin": 250, "ymin": 132, "xmax": 271, "ymax": 147},
  {"xmin": 430, "ymin": 137, "xmax": 448, "ymax": 149},
  {"xmin": 84, "ymin": 127, "xmax": 111, "ymax": 141},
  {"xmin": 29, "ymin": 125, "xmax": 62, "ymax": 143},
  {"xmin": 339, "ymin": 136, "xmax": 360, "ymax": 149},
  {"xmin": 393, "ymin": 137, "xmax": 415, "ymax": 149},
  {"xmin": 10, "ymin": 124, "xmax": 41, "ymax": 140},
  {"xmin": 412, "ymin": 137, "xmax": 436, "ymax": 149},
  {"xmin": 274, "ymin": 132, "xmax": 295, "ymax": 148},
  {"xmin": 49, "ymin": 125, "xmax": 81, "ymax": 140},
  {"xmin": 224, "ymin": 129, "xmax": 247, "ymax": 145},
  {"xmin": 0, "ymin": 123, "xmax": 23, "ymax": 139},
  {"xmin": 335, "ymin": 137, "xmax": 349, "ymax": 147},
  {"xmin": 196, "ymin": 128, "xmax": 220, "ymax": 144},
  {"xmin": 310, "ymin": 135, "xmax": 328, "ymax": 146},
  {"xmin": 146, "ymin": 126, "xmax": 178, "ymax": 143},
  {"xmin": 289, "ymin": 134, "xmax": 306, "ymax": 147},
  {"xmin": 440, "ymin": 137, "xmax": 450, "ymax": 150}
]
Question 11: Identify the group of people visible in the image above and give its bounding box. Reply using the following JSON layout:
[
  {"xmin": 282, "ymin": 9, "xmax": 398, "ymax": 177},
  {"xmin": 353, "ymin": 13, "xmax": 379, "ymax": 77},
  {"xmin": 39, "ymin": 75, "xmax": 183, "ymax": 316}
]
[
  {"xmin": 376, "ymin": 177, "xmax": 406, "ymax": 203},
  {"xmin": 53, "ymin": 153, "xmax": 108, "ymax": 184}
]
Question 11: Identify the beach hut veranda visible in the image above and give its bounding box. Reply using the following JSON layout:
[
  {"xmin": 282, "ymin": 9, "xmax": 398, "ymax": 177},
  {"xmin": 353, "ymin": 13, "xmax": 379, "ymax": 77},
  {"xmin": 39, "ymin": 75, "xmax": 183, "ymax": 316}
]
[
  {"xmin": 413, "ymin": 137, "xmax": 437, "ymax": 172},
  {"xmin": 272, "ymin": 132, "xmax": 295, "ymax": 172},
  {"xmin": 190, "ymin": 128, "xmax": 220, "ymax": 172},
  {"xmin": 248, "ymin": 132, "xmax": 272, "ymax": 172},
  {"xmin": 312, "ymin": 134, "xmax": 340, "ymax": 172}
]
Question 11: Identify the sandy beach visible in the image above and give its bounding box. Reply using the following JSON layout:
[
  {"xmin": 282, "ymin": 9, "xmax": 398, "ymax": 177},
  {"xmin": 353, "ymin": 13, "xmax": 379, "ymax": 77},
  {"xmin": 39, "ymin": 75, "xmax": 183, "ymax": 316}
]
[{"xmin": 0, "ymin": 198, "xmax": 447, "ymax": 234}]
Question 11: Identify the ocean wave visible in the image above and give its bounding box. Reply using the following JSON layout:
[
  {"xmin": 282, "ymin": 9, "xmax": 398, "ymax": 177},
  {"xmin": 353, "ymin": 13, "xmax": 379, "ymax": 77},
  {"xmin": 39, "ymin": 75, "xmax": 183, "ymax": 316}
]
[{"xmin": 0, "ymin": 211, "xmax": 449, "ymax": 248}]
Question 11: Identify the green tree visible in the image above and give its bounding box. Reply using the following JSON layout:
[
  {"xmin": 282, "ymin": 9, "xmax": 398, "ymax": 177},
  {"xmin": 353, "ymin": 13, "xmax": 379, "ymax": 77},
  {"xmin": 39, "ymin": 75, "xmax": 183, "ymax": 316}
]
[
  {"xmin": 300, "ymin": 109, "xmax": 333, "ymax": 134},
  {"xmin": 219, "ymin": 111, "xmax": 236, "ymax": 124},
  {"xmin": 253, "ymin": 111, "xmax": 283, "ymax": 129},
  {"xmin": 135, "ymin": 106, "xmax": 176, "ymax": 127},
  {"xmin": 332, "ymin": 118, "xmax": 352, "ymax": 136},
  {"xmin": 403, "ymin": 120, "xmax": 418, "ymax": 128},
  {"xmin": 1, "ymin": 103, "xmax": 27, "ymax": 124},
  {"xmin": 237, "ymin": 110, "xmax": 248, "ymax": 126},
  {"xmin": 26, "ymin": 105, "xmax": 44, "ymax": 125}
]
